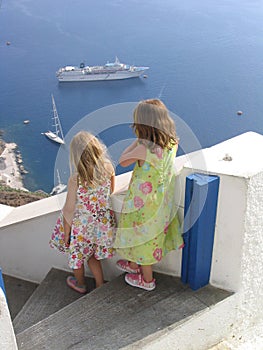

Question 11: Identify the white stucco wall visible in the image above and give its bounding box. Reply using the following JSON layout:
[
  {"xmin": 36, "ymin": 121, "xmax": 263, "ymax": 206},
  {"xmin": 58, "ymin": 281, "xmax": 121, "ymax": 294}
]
[
  {"xmin": 236, "ymin": 170, "xmax": 263, "ymax": 335},
  {"xmin": 0, "ymin": 159, "xmax": 185, "ymax": 283},
  {"xmin": 0, "ymin": 289, "xmax": 17, "ymax": 350},
  {"xmin": 181, "ymin": 132, "xmax": 263, "ymax": 293}
]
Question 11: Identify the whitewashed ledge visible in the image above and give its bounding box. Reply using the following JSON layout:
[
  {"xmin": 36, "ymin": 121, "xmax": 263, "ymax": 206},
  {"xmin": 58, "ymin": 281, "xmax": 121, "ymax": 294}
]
[
  {"xmin": 0, "ymin": 204, "xmax": 14, "ymax": 222},
  {"xmin": 183, "ymin": 131, "xmax": 263, "ymax": 178},
  {"xmin": 0, "ymin": 289, "xmax": 18, "ymax": 350}
]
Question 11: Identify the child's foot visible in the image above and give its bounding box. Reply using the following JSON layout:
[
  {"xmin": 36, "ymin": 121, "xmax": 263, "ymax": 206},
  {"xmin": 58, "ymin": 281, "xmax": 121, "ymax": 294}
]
[
  {"xmin": 116, "ymin": 259, "xmax": 141, "ymax": 274},
  {"xmin": 66, "ymin": 276, "xmax": 87, "ymax": 294},
  {"xmin": 125, "ymin": 273, "xmax": 156, "ymax": 291}
]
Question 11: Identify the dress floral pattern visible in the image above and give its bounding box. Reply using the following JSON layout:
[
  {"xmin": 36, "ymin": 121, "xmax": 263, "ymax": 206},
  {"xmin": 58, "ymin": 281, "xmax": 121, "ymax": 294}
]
[
  {"xmin": 50, "ymin": 179, "xmax": 116, "ymax": 269},
  {"xmin": 114, "ymin": 144, "xmax": 184, "ymax": 265}
]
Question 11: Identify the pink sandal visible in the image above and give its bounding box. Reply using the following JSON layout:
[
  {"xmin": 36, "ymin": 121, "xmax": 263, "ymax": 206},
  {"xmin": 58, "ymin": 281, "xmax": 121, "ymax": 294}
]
[
  {"xmin": 66, "ymin": 276, "xmax": 87, "ymax": 294},
  {"xmin": 125, "ymin": 273, "xmax": 156, "ymax": 291},
  {"xmin": 116, "ymin": 259, "xmax": 141, "ymax": 274}
]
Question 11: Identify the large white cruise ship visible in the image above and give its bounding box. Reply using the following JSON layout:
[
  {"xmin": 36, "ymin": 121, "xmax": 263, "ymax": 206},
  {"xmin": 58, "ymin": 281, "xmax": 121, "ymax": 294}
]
[{"xmin": 56, "ymin": 57, "xmax": 149, "ymax": 82}]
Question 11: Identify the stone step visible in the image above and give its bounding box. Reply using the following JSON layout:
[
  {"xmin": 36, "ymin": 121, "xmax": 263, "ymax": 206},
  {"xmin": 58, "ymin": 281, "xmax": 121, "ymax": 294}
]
[
  {"xmin": 13, "ymin": 268, "xmax": 95, "ymax": 334},
  {"xmin": 16, "ymin": 272, "xmax": 231, "ymax": 350},
  {"xmin": 3, "ymin": 274, "xmax": 38, "ymax": 320}
]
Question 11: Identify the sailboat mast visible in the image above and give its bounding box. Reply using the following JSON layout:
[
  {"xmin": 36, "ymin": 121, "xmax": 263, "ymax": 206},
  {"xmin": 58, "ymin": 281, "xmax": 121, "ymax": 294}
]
[
  {"xmin": 51, "ymin": 94, "xmax": 64, "ymax": 141},
  {"xmin": 57, "ymin": 169, "xmax": 62, "ymax": 185}
]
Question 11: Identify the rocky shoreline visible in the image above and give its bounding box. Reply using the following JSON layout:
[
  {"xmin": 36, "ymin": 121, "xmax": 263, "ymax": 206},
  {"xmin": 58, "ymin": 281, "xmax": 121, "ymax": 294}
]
[
  {"xmin": 0, "ymin": 141, "xmax": 27, "ymax": 191},
  {"xmin": 0, "ymin": 138, "xmax": 49, "ymax": 207}
]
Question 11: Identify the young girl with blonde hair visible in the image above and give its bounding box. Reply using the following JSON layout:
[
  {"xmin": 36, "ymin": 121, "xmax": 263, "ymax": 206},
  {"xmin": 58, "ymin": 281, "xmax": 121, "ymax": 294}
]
[
  {"xmin": 114, "ymin": 99, "xmax": 184, "ymax": 291},
  {"xmin": 50, "ymin": 131, "xmax": 116, "ymax": 293}
]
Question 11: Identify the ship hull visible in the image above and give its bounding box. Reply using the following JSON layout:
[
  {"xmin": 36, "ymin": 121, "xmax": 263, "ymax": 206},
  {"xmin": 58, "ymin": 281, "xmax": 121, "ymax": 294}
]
[
  {"xmin": 57, "ymin": 69, "xmax": 147, "ymax": 82},
  {"xmin": 44, "ymin": 131, "xmax": 64, "ymax": 145}
]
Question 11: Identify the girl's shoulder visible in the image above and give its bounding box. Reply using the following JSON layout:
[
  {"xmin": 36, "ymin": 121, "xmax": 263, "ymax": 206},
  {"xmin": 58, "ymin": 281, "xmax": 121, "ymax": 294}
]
[
  {"xmin": 144, "ymin": 143, "xmax": 177, "ymax": 165},
  {"xmin": 151, "ymin": 142, "xmax": 178, "ymax": 155},
  {"xmin": 134, "ymin": 142, "xmax": 147, "ymax": 160}
]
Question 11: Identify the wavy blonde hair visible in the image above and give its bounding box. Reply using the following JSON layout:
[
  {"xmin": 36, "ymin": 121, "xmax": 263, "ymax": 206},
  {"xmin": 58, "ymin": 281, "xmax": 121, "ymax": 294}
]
[
  {"xmin": 132, "ymin": 99, "xmax": 178, "ymax": 149},
  {"xmin": 69, "ymin": 131, "xmax": 113, "ymax": 188}
]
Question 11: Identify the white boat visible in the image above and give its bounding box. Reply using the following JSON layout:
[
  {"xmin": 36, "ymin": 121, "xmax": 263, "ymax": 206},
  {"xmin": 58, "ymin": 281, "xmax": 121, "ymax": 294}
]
[
  {"xmin": 56, "ymin": 57, "xmax": 149, "ymax": 82},
  {"xmin": 43, "ymin": 95, "xmax": 65, "ymax": 145},
  {"xmin": 50, "ymin": 170, "xmax": 67, "ymax": 195}
]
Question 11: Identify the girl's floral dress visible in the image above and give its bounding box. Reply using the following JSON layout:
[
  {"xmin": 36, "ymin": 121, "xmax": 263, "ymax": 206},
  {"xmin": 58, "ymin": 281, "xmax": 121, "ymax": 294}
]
[
  {"xmin": 114, "ymin": 144, "xmax": 184, "ymax": 265},
  {"xmin": 49, "ymin": 178, "xmax": 116, "ymax": 269}
]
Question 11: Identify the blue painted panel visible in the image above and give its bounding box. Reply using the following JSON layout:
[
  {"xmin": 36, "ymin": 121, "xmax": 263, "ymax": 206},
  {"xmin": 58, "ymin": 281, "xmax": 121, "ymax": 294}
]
[
  {"xmin": 181, "ymin": 176, "xmax": 193, "ymax": 283},
  {"xmin": 181, "ymin": 174, "xmax": 220, "ymax": 290},
  {"xmin": 0, "ymin": 268, "xmax": 7, "ymax": 299}
]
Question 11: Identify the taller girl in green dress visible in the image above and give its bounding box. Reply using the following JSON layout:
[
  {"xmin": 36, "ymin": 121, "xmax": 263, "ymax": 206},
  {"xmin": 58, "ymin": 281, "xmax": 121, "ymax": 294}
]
[{"xmin": 114, "ymin": 99, "xmax": 184, "ymax": 291}]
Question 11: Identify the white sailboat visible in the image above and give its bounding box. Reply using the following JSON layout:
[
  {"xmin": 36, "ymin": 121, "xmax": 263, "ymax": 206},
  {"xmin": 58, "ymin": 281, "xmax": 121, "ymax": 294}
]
[
  {"xmin": 50, "ymin": 169, "xmax": 67, "ymax": 195},
  {"xmin": 43, "ymin": 95, "xmax": 65, "ymax": 145}
]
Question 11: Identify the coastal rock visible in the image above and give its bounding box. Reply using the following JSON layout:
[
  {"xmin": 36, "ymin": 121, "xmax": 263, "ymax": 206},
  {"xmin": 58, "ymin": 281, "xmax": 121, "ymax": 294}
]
[
  {"xmin": 0, "ymin": 186, "xmax": 49, "ymax": 207},
  {"xmin": 0, "ymin": 140, "xmax": 25, "ymax": 190}
]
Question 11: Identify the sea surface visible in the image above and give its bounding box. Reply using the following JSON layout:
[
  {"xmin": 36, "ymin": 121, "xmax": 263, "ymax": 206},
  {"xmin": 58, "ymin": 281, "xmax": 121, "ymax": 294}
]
[{"xmin": 1, "ymin": 0, "xmax": 263, "ymax": 193}]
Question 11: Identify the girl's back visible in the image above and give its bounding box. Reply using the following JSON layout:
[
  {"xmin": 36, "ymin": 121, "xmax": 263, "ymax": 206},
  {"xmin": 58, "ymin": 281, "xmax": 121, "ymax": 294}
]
[
  {"xmin": 68, "ymin": 154, "xmax": 115, "ymax": 248},
  {"xmin": 74, "ymin": 177, "xmax": 115, "ymax": 246}
]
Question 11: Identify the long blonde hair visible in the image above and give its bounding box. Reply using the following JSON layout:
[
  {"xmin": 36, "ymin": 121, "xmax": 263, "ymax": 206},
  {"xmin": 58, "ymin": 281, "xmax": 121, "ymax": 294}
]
[
  {"xmin": 132, "ymin": 99, "xmax": 178, "ymax": 149},
  {"xmin": 69, "ymin": 131, "xmax": 113, "ymax": 187}
]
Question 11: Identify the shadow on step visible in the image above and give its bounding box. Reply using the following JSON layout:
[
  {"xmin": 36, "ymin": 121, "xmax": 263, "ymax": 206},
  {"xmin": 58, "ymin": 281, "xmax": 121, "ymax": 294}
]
[{"xmin": 3, "ymin": 274, "xmax": 38, "ymax": 320}]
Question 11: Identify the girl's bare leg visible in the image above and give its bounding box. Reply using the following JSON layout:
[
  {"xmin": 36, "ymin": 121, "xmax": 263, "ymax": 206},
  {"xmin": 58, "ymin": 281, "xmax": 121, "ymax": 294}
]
[
  {"xmin": 129, "ymin": 261, "xmax": 139, "ymax": 269},
  {"xmin": 88, "ymin": 255, "xmax": 104, "ymax": 288},
  {"xmin": 73, "ymin": 264, "xmax": 85, "ymax": 286},
  {"xmin": 141, "ymin": 265, "xmax": 153, "ymax": 283}
]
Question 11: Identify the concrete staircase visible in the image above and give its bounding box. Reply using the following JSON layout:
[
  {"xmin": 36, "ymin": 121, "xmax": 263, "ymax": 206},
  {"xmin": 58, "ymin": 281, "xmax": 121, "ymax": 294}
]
[
  {"xmin": 4, "ymin": 268, "xmax": 231, "ymax": 349},
  {"xmin": 13, "ymin": 268, "xmax": 95, "ymax": 334}
]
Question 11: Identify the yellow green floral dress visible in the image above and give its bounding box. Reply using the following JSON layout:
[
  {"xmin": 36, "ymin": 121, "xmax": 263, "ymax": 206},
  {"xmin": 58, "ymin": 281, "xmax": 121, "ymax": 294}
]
[{"xmin": 114, "ymin": 144, "xmax": 184, "ymax": 265}]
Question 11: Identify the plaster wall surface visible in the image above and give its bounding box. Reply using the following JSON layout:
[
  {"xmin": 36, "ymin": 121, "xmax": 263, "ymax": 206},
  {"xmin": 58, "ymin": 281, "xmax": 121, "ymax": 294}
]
[
  {"xmin": 0, "ymin": 160, "xmax": 185, "ymax": 283},
  {"xmin": 235, "ymin": 170, "xmax": 263, "ymax": 333},
  {"xmin": 0, "ymin": 289, "xmax": 17, "ymax": 350},
  {"xmin": 181, "ymin": 131, "xmax": 263, "ymax": 292},
  {"xmin": 203, "ymin": 174, "xmax": 247, "ymax": 291}
]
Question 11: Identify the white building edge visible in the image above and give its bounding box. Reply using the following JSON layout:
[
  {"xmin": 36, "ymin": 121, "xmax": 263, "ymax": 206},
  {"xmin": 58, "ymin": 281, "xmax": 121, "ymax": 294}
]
[{"xmin": 0, "ymin": 131, "xmax": 262, "ymax": 349}]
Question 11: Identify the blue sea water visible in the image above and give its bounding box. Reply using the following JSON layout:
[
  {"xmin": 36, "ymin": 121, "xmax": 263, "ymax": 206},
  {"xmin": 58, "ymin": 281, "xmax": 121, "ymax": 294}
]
[{"xmin": 0, "ymin": 0, "xmax": 263, "ymax": 193}]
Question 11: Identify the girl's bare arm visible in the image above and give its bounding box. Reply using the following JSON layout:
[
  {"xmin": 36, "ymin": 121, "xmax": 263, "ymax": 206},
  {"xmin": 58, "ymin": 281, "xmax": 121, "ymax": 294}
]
[
  {"xmin": 119, "ymin": 142, "xmax": 146, "ymax": 167},
  {"xmin": 104, "ymin": 162, "xmax": 115, "ymax": 193},
  {"xmin": 110, "ymin": 173, "xmax": 115, "ymax": 193},
  {"xmin": 121, "ymin": 139, "xmax": 138, "ymax": 155},
  {"xmin": 62, "ymin": 175, "xmax": 77, "ymax": 245}
]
